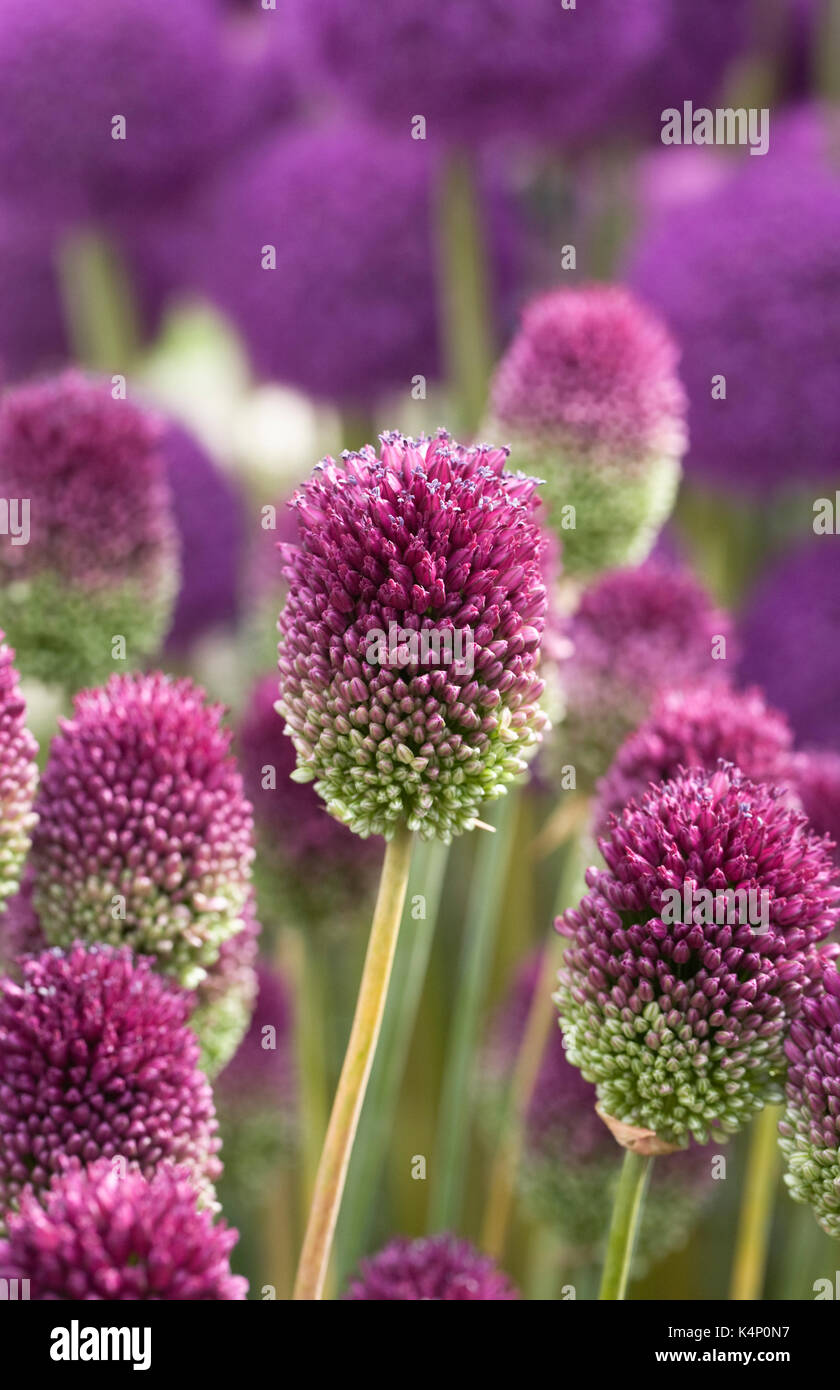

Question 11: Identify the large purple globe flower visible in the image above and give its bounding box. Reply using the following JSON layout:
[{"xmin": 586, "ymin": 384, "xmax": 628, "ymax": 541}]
[
  {"xmin": 794, "ymin": 749, "xmax": 840, "ymax": 867},
  {"xmin": 556, "ymin": 764, "xmax": 840, "ymax": 1148},
  {"xmin": 0, "ymin": 372, "xmax": 178, "ymax": 690},
  {"xmin": 0, "ymin": 1159, "xmax": 247, "ymax": 1299},
  {"xmin": 345, "ymin": 1235, "xmax": 518, "ymax": 1300},
  {"xmin": 593, "ymin": 684, "xmax": 795, "ymax": 836},
  {"xmin": 627, "ymin": 105, "xmax": 840, "ymax": 492},
  {"xmin": 738, "ymin": 536, "xmax": 840, "ymax": 751},
  {"xmin": 0, "ymin": 945, "xmax": 221, "ymax": 1210},
  {"xmin": 31, "ymin": 673, "xmax": 255, "ymax": 989},
  {"xmin": 0, "ymin": 634, "xmax": 37, "ymax": 909},
  {"xmin": 277, "ymin": 431, "xmax": 549, "ymax": 841}
]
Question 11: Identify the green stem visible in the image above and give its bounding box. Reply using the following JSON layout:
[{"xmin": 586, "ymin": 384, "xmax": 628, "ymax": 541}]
[
  {"xmin": 428, "ymin": 794, "xmax": 518, "ymax": 1232},
  {"xmin": 729, "ymin": 1104, "xmax": 782, "ymax": 1301},
  {"xmin": 292, "ymin": 825, "xmax": 414, "ymax": 1300},
  {"xmin": 336, "ymin": 837, "xmax": 449, "ymax": 1280},
  {"xmin": 435, "ymin": 151, "xmax": 495, "ymax": 435},
  {"xmin": 293, "ymin": 931, "xmax": 330, "ymax": 1212},
  {"xmin": 56, "ymin": 228, "xmax": 141, "ymax": 372},
  {"xmin": 599, "ymin": 1150, "xmax": 653, "ymax": 1300}
]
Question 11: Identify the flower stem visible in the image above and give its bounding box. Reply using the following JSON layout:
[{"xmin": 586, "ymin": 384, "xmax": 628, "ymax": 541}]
[
  {"xmin": 56, "ymin": 228, "xmax": 141, "ymax": 372},
  {"xmin": 599, "ymin": 1150, "xmax": 653, "ymax": 1300},
  {"xmin": 292, "ymin": 824, "xmax": 414, "ymax": 1300},
  {"xmin": 729, "ymin": 1104, "xmax": 782, "ymax": 1301},
  {"xmin": 435, "ymin": 150, "xmax": 495, "ymax": 435}
]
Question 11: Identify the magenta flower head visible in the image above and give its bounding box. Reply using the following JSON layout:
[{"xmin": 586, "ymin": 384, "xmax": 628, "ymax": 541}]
[
  {"xmin": 30, "ymin": 673, "xmax": 255, "ymax": 990},
  {"xmin": 0, "ymin": 372, "xmax": 177, "ymax": 690},
  {"xmin": 556, "ymin": 764, "xmax": 840, "ymax": 1149},
  {"xmin": 488, "ymin": 286, "xmax": 687, "ymax": 578},
  {"xmin": 0, "ymin": 633, "xmax": 37, "ymax": 908},
  {"xmin": 0, "ymin": 1159, "xmax": 247, "ymax": 1300},
  {"xmin": 0, "ymin": 945, "xmax": 222, "ymax": 1210},
  {"xmin": 593, "ymin": 684, "xmax": 795, "ymax": 837},
  {"xmin": 562, "ymin": 561, "xmax": 732, "ymax": 787},
  {"xmin": 794, "ymin": 750, "xmax": 840, "ymax": 867},
  {"xmin": 345, "ymin": 1235, "xmax": 518, "ymax": 1300},
  {"xmin": 277, "ymin": 431, "xmax": 549, "ymax": 842},
  {"xmin": 780, "ymin": 956, "xmax": 840, "ymax": 1237}
]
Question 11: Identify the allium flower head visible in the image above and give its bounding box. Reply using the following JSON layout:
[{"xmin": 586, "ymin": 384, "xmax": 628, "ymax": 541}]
[
  {"xmin": 0, "ymin": 634, "xmax": 37, "ymax": 907},
  {"xmin": 345, "ymin": 1235, "xmax": 518, "ymax": 1300},
  {"xmin": 0, "ymin": 372, "xmax": 177, "ymax": 690},
  {"xmin": 780, "ymin": 957, "xmax": 840, "ymax": 1237},
  {"xmin": 189, "ymin": 897, "xmax": 259, "ymax": 1079},
  {"xmin": 738, "ymin": 536, "xmax": 840, "ymax": 751},
  {"xmin": 488, "ymin": 286, "xmax": 687, "ymax": 577},
  {"xmin": 0, "ymin": 945, "xmax": 221, "ymax": 1210},
  {"xmin": 794, "ymin": 749, "xmax": 840, "ymax": 867},
  {"xmin": 31, "ymin": 673, "xmax": 255, "ymax": 989},
  {"xmin": 562, "ymin": 562, "xmax": 732, "ymax": 787},
  {"xmin": 556, "ymin": 764, "xmax": 840, "ymax": 1148},
  {"xmin": 277, "ymin": 431, "xmax": 549, "ymax": 841},
  {"xmin": 0, "ymin": 1159, "xmax": 246, "ymax": 1299},
  {"xmin": 593, "ymin": 684, "xmax": 794, "ymax": 836}
]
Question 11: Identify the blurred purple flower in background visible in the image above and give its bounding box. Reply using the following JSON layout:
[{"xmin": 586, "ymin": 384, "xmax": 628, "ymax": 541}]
[{"xmin": 345, "ymin": 1234, "xmax": 518, "ymax": 1300}]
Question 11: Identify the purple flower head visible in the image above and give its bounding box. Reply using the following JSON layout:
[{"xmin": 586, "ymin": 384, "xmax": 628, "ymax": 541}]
[
  {"xmin": 489, "ymin": 285, "xmax": 687, "ymax": 577},
  {"xmin": 277, "ymin": 431, "xmax": 549, "ymax": 841},
  {"xmin": 627, "ymin": 104, "xmax": 840, "ymax": 493},
  {"xmin": 593, "ymin": 684, "xmax": 795, "ymax": 837},
  {"xmin": 0, "ymin": 945, "xmax": 221, "ymax": 1210},
  {"xmin": 345, "ymin": 1235, "xmax": 518, "ymax": 1300},
  {"xmin": 792, "ymin": 749, "xmax": 840, "ymax": 868},
  {"xmin": 0, "ymin": 200, "xmax": 68, "ymax": 380},
  {"xmin": 31, "ymin": 673, "xmax": 255, "ymax": 989},
  {"xmin": 562, "ymin": 561, "xmax": 733, "ymax": 786},
  {"xmin": 0, "ymin": 372, "xmax": 177, "ymax": 689},
  {"xmin": 780, "ymin": 955, "xmax": 840, "ymax": 1236},
  {"xmin": 738, "ymin": 536, "xmax": 840, "ymax": 751},
  {"xmin": 0, "ymin": 1159, "xmax": 247, "ymax": 1299},
  {"xmin": 0, "ymin": 871, "xmax": 43, "ymax": 969},
  {"xmin": 0, "ymin": 633, "xmax": 37, "ymax": 907},
  {"xmin": 556, "ymin": 763, "xmax": 840, "ymax": 1148},
  {"xmin": 217, "ymin": 960, "xmax": 294, "ymax": 1108}
]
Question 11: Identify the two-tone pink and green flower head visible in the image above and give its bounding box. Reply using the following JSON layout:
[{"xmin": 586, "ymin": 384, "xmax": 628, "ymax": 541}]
[
  {"xmin": 555, "ymin": 763, "xmax": 840, "ymax": 1150},
  {"xmin": 0, "ymin": 632, "xmax": 37, "ymax": 908},
  {"xmin": 487, "ymin": 286, "xmax": 687, "ymax": 579},
  {"xmin": 276, "ymin": 431, "xmax": 549, "ymax": 842},
  {"xmin": 30, "ymin": 672, "xmax": 255, "ymax": 989},
  {"xmin": 780, "ymin": 955, "xmax": 840, "ymax": 1238},
  {"xmin": 0, "ymin": 372, "xmax": 178, "ymax": 691}
]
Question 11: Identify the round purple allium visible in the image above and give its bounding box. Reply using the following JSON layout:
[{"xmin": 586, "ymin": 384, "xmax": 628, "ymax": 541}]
[
  {"xmin": 638, "ymin": 1, "xmax": 753, "ymax": 121},
  {"xmin": 345, "ymin": 1235, "xmax": 518, "ymax": 1300},
  {"xmin": 161, "ymin": 122, "xmax": 520, "ymax": 408},
  {"xmin": 0, "ymin": 945, "xmax": 222, "ymax": 1210},
  {"xmin": 31, "ymin": 673, "xmax": 255, "ymax": 989},
  {"xmin": 0, "ymin": 1159, "xmax": 247, "ymax": 1299},
  {"xmin": 593, "ymin": 684, "xmax": 795, "ymax": 836},
  {"xmin": 0, "ymin": 871, "xmax": 43, "ymax": 969},
  {"xmin": 0, "ymin": 201, "xmax": 68, "ymax": 380},
  {"xmin": 163, "ymin": 425, "xmax": 243, "ymax": 654},
  {"xmin": 0, "ymin": 0, "xmax": 237, "ymax": 221},
  {"xmin": 0, "ymin": 372, "xmax": 177, "ymax": 689},
  {"xmin": 780, "ymin": 955, "xmax": 840, "ymax": 1237},
  {"xmin": 292, "ymin": 1, "xmax": 662, "ymax": 149},
  {"xmin": 739, "ymin": 537, "xmax": 840, "ymax": 751},
  {"xmin": 0, "ymin": 634, "xmax": 37, "ymax": 907},
  {"xmin": 556, "ymin": 764, "xmax": 840, "ymax": 1148},
  {"xmin": 793, "ymin": 749, "xmax": 840, "ymax": 868},
  {"xmin": 488, "ymin": 286, "xmax": 687, "ymax": 577},
  {"xmin": 561, "ymin": 561, "xmax": 732, "ymax": 786},
  {"xmin": 277, "ymin": 431, "xmax": 549, "ymax": 841},
  {"xmin": 627, "ymin": 105, "xmax": 840, "ymax": 492}
]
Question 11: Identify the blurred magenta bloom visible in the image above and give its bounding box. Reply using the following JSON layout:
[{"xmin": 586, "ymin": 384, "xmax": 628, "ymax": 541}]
[
  {"xmin": 346, "ymin": 1234, "xmax": 518, "ymax": 1300},
  {"xmin": 0, "ymin": 633, "xmax": 37, "ymax": 908}
]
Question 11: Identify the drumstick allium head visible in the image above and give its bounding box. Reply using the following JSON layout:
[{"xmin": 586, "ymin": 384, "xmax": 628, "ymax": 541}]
[
  {"xmin": 0, "ymin": 633, "xmax": 37, "ymax": 909},
  {"xmin": 277, "ymin": 431, "xmax": 549, "ymax": 841},
  {"xmin": 345, "ymin": 1234, "xmax": 518, "ymax": 1300},
  {"xmin": 780, "ymin": 957, "xmax": 840, "ymax": 1237}
]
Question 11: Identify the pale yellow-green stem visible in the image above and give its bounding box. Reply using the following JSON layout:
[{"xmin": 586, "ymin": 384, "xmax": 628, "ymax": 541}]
[{"xmin": 729, "ymin": 1105, "xmax": 783, "ymax": 1301}]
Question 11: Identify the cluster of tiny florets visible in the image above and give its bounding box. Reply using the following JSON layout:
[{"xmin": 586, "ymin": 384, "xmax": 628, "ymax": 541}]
[
  {"xmin": 780, "ymin": 958, "xmax": 840, "ymax": 1237},
  {"xmin": 0, "ymin": 633, "xmax": 37, "ymax": 908},
  {"xmin": 345, "ymin": 1234, "xmax": 518, "ymax": 1300}
]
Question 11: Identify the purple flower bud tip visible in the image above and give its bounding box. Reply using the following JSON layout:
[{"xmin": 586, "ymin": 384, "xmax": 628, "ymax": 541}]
[{"xmin": 345, "ymin": 1234, "xmax": 518, "ymax": 1300}]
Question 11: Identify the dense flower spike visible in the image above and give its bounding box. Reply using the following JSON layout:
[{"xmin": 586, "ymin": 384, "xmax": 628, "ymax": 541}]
[
  {"xmin": 345, "ymin": 1235, "xmax": 518, "ymax": 1300},
  {"xmin": 0, "ymin": 373, "xmax": 177, "ymax": 689},
  {"xmin": 0, "ymin": 1160, "xmax": 246, "ymax": 1299},
  {"xmin": 277, "ymin": 431, "xmax": 549, "ymax": 841},
  {"xmin": 0, "ymin": 635, "xmax": 37, "ymax": 908},
  {"xmin": 627, "ymin": 106, "xmax": 840, "ymax": 492},
  {"xmin": 794, "ymin": 750, "xmax": 840, "ymax": 867},
  {"xmin": 488, "ymin": 287, "xmax": 687, "ymax": 577},
  {"xmin": 738, "ymin": 536, "xmax": 840, "ymax": 751},
  {"xmin": 556, "ymin": 764, "xmax": 840, "ymax": 1148},
  {"xmin": 31, "ymin": 673, "xmax": 254, "ymax": 988},
  {"xmin": 0, "ymin": 945, "xmax": 221, "ymax": 1209},
  {"xmin": 780, "ymin": 958, "xmax": 840, "ymax": 1237},
  {"xmin": 562, "ymin": 562, "xmax": 732, "ymax": 786},
  {"xmin": 593, "ymin": 685, "xmax": 794, "ymax": 837}
]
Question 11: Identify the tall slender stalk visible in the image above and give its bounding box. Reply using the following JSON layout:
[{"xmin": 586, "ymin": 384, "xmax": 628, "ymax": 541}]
[
  {"xmin": 729, "ymin": 1104, "xmax": 782, "ymax": 1301},
  {"xmin": 599, "ymin": 1150, "xmax": 653, "ymax": 1300},
  {"xmin": 293, "ymin": 824, "xmax": 414, "ymax": 1300},
  {"xmin": 435, "ymin": 151, "xmax": 495, "ymax": 435},
  {"xmin": 56, "ymin": 228, "xmax": 141, "ymax": 372}
]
